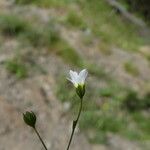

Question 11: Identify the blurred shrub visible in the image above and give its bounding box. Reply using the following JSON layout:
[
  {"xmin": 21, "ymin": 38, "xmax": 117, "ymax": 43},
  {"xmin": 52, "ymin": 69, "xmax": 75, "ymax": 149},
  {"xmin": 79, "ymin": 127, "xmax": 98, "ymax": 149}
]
[
  {"xmin": 132, "ymin": 112, "xmax": 150, "ymax": 139},
  {"xmin": 65, "ymin": 11, "xmax": 87, "ymax": 29},
  {"xmin": 53, "ymin": 39, "xmax": 83, "ymax": 66},
  {"xmin": 122, "ymin": 90, "xmax": 141, "ymax": 111},
  {"xmin": 21, "ymin": 28, "xmax": 44, "ymax": 47},
  {"xmin": 122, "ymin": 90, "xmax": 150, "ymax": 112},
  {"xmin": 99, "ymin": 87, "xmax": 114, "ymax": 97},
  {"xmin": 0, "ymin": 14, "xmax": 27, "ymax": 36},
  {"xmin": 5, "ymin": 58, "xmax": 28, "ymax": 79},
  {"xmin": 0, "ymin": 13, "xmax": 60, "ymax": 48},
  {"xmin": 143, "ymin": 93, "xmax": 150, "ymax": 109},
  {"xmin": 79, "ymin": 110, "xmax": 127, "ymax": 144},
  {"xmin": 57, "ymin": 46, "xmax": 82, "ymax": 66},
  {"xmin": 20, "ymin": 26, "xmax": 59, "ymax": 48}
]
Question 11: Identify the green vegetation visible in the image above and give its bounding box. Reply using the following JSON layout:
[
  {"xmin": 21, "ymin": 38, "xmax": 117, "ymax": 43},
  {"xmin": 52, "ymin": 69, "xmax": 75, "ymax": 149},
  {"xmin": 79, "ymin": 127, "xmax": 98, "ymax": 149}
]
[
  {"xmin": 86, "ymin": 63, "xmax": 108, "ymax": 79},
  {"xmin": 122, "ymin": 90, "xmax": 150, "ymax": 112},
  {"xmin": 80, "ymin": 111, "xmax": 127, "ymax": 143},
  {"xmin": 14, "ymin": 0, "xmax": 146, "ymax": 51},
  {"xmin": 131, "ymin": 112, "xmax": 150, "ymax": 139},
  {"xmin": 1, "ymin": 0, "xmax": 149, "ymax": 146},
  {"xmin": 13, "ymin": 0, "xmax": 146, "ymax": 51},
  {"xmin": 15, "ymin": 0, "xmax": 37, "ymax": 5},
  {"xmin": 65, "ymin": 11, "xmax": 87, "ymax": 29},
  {"xmin": 5, "ymin": 57, "xmax": 28, "ymax": 79},
  {"xmin": 56, "ymin": 77, "xmax": 150, "ymax": 143},
  {"xmin": 20, "ymin": 24, "xmax": 60, "ymax": 48},
  {"xmin": 78, "ymin": 0, "xmax": 144, "ymax": 51},
  {"xmin": 0, "ymin": 14, "xmax": 28, "ymax": 36},
  {"xmin": 50, "ymin": 39, "xmax": 83, "ymax": 66},
  {"xmin": 0, "ymin": 13, "xmax": 82, "ymax": 67},
  {"xmin": 56, "ymin": 46, "xmax": 82, "ymax": 66},
  {"xmin": 0, "ymin": 13, "xmax": 60, "ymax": 48},
  {"xmin": 124, "ymin": 61, "xmax": 139, "ymax": 76},
  {"xmin": 15, "ymin": 0, "xmax": 72, "ymax": 8},
  {"xmin": 20, "ymin": 28, "xmax": 45, "ymax": 47}
]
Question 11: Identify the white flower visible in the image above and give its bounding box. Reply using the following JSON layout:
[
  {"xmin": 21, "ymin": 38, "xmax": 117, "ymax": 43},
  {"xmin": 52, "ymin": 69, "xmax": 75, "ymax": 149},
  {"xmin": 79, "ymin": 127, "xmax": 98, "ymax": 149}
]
[{"xmin": 67, "ymin": 69, "xmax": 88, "ymax": 88}]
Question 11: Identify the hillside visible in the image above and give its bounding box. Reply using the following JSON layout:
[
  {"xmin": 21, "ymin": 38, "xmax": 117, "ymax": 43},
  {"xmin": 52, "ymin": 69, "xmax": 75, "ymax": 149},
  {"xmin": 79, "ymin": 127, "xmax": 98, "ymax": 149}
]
[{"xmin": 0, "ymin": 0, "xmax": 149, "ymax": 150}]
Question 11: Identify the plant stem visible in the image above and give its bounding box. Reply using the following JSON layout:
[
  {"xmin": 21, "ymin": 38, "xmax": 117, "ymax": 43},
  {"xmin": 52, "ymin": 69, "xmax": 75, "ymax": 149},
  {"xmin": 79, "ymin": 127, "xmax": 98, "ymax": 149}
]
[
  {"xmin": 34, "ymin": 127, "xmax": 48, "ymax": 150},
  {"xmin": 66, "ymin": 98, "xmax": 83, "ymax": 150}
]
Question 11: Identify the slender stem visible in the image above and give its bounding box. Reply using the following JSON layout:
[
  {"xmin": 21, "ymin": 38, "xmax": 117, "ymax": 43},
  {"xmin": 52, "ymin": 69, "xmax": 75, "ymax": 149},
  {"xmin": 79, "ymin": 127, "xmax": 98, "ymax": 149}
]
[
  {"xmin": 66, "ymin": 98, "xmax": 83, "ymax": 150},
  {"xmin": 34, "ymin": 127, "xmax": 48, "ymax": 150}
]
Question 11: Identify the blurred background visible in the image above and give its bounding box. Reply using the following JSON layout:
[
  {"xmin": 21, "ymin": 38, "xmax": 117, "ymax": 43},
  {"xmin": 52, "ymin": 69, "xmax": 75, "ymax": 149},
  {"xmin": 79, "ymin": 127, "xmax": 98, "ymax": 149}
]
[{"xmin": 0, "ymin": 0, "xmax": 149, "ymax": 150}]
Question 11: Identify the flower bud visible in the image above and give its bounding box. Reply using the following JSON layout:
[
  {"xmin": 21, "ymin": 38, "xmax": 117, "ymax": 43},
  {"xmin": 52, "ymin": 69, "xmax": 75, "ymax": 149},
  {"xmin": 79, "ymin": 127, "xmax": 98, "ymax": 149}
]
[
  {"xmin": 23, "ymin": 111, "xmax": 36, "ymax": 128},
  {"xmin": 76, "ymin": 84, "xmax": 85, "ymax": 99}
]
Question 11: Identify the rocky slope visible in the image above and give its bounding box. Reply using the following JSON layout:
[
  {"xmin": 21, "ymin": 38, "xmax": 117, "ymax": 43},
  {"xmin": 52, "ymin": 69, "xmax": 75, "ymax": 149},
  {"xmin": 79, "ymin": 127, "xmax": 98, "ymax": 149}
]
[{"xmin": 0, "ymin": 0, "xmax": 149, "ymax": 150}]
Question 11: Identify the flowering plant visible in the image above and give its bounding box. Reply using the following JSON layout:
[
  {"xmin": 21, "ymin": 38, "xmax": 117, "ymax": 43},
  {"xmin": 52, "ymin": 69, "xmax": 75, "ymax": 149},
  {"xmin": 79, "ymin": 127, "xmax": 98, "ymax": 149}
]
[{"xmin": 23, "ymin": 69, "xmax": 88, "ymax": 150}]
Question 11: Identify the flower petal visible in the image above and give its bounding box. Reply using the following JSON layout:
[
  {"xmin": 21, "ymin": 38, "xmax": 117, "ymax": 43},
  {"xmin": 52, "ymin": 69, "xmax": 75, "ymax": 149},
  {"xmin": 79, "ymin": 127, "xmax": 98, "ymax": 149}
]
[
  {"xmin": 68, "ymin": 69, "xmax": 88, "ymax": 88},
  {"xmin": 69, "ymin": 70, "xmax": 77, "ymax": 81},
  {"xmin": 67, "ymin": 77, "xmax": 74, "ymax": 84},
  {"xmin": 79, "ymin": 69, "xmax": 88, "ymax": 83},
  {"xmin": 67, "ymin": 77, "xmax": 78, "ymax": 87},
  {"xmin": 69, "ymin": 70, "xmax": 81, "ymax": 85}
]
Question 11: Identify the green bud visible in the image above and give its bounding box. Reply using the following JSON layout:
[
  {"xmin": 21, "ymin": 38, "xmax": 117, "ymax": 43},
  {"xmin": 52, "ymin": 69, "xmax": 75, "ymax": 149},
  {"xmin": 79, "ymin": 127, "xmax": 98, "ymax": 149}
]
[
  {"xmin": 76, "ymin": 84, "xmax": 85, "ymax": 99},
  {"xmin": 23, "ymin": 111, "xmax": 36, "ymax": 128}
]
